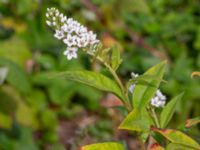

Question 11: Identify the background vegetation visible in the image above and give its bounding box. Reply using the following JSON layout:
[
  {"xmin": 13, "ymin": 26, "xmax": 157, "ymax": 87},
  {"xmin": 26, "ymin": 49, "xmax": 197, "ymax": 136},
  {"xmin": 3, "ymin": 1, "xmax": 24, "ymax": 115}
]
[{"xmin": 0, "ymin": 0, "xmax": 199, "ymax": 149}]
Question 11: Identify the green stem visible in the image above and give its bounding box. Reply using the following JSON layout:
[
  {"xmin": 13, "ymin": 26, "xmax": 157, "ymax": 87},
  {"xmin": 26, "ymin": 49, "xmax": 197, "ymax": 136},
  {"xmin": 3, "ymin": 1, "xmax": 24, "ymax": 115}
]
[
  {"xmin": 104, "ymin": 63, "xmax": 124, "ymax": 91},
  {"xmin": 87, "ymin": 51, "xmax": 131, "ymax": 110},
  {"xmin": 104, "ymin": 63, "xmax": 132, "ymax": 111},
  {"xmin": 151, "ymin": 107, "xmax": 160, "ymax": 128}
]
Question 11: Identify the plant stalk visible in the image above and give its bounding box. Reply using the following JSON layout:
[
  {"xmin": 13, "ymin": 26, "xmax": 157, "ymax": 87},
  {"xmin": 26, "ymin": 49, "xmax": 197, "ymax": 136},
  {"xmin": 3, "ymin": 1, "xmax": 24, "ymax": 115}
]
[
  {"xmin": 151, "ymin": 107, "xmax": 160, "ymax": 128},
  {"xmin": 104, "ymin": 63, "xmax": 132, "ymax": 111},
  {"xmin": 88, "ymin": 51, "xmax": 131, "ymax": 110}
]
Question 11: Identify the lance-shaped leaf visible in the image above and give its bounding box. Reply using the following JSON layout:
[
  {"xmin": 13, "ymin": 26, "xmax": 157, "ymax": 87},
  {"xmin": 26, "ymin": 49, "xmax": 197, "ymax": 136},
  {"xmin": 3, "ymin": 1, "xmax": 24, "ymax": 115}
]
[
  {"xmin": 111, "ymin": 45, "xmax": 122, "ymax": 71},
  {"xmin": 81, "ymin": 142, "xmax": 125, "ymax": 150},
  {"xmin": 152, "ymin": 127, "xmax": 200, "ymax": 150},
  {"xmin": 119, "ymin": 108, "xmax": 151, "ymax": 132},
  {"xmin": 54, "ymin": 71, "xmax": 123, "ymax": 100},
  {"xmin": 132, "ymin": 61, "xmax": 166, "ymax": 109},
  {"xmin": 166, "ymin": 143, "xmax": 196, "ymax": 150},
  {"xmin": 185, "ymin": 116, "xmax": 200, "ymax": 128},
  {"xmin": 160, "ymin": 93, "xmax": 184, "ymax": 128}
]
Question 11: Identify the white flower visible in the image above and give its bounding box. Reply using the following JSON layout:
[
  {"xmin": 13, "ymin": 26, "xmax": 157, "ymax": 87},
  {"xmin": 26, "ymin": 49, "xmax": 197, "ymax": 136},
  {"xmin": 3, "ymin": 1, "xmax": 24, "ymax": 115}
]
[
  {"xmin": 150, "ymin": 90, "xmax": 166, "ymax": 108},
  {"xmin": 159, "ymin": 100, "xmax": 165, "ymax": 107},
  {"xmin": 131, "ymin": 72, "xmax": 139, "ymax": 78},
  {"xmin": 46, "ymin": 13, "xmax": 49, "ymax": 17},
  {"xmin": 67, "ymin": 18, "xmax": 74, "ymax": 25},
  {"xmin": 61, "ymin": 24, "xmax": 68, "ymax": 32},
  {"xmin": 54, "ymin": 30, "xmax": 65, "ymax": 39},
  {"xmin": 46, "ymin": 20, "xmax": 52, "ymax": 26},
  {"xmin": 77, "ymin": 36, "xmax": 89, "ymax": 48},
  {"xmin": 156, "ymin": 90, "xmax": 166, "ymax": 100},
  {"xmin": 129, "ymin": 84, "xmax": 136, "ymax": 93},
  {"xmin": 151, "ymin": 97, "xmax": 165, "ymax": 108},
  {"xmin": 128, "ymin": 72, "xmax": 139, "ymax": 93},
  {"xmin": 61, "ymin": 24, "xmax": 75, "ymax": 34},
  {"xmin": 61, "ymin": 15, "xmax": 67, "ymax": 23},
  {"xmin": 87, "ymin": 31, "xmax": 99, "ymax": 44},
  {"xmin": 76, "ymin": 25, "xmax": 87, "ymax": 35},
  {"xmin": 55, "ymin": 10, "xmax": 59, "ymax": 16},
  {"xmin": 151, "ymin": 97, "xmax": 160, "ymax": 107},
  {"xmin": 52, "ymin": 22, "xmax": 56, "ymax": 26},
  {"xmin": 63, "ymin": 34, "xmax": 77, "ymax": 47},
  {"xmin": 63, "ymin": 47, "xmax": 78, "ymax": 60}
]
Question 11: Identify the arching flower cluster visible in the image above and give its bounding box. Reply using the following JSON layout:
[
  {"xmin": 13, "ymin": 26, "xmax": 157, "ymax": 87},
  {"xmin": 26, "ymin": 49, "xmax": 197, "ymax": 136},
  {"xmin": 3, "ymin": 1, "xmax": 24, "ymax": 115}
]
[
  {"xmin": 46, "ymin": 8, "xmax": 99, "ymax": 60},
  {"xmin": 128, "ymin": 72, "xmax": 166, "ymax": 108}
]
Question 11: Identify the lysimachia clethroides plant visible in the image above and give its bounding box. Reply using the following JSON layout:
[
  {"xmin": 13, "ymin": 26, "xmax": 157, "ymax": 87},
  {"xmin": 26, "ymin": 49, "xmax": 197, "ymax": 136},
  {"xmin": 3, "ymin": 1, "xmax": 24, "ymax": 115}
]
[{"xmin": 46, "ymin": 8, "xmax": 200, "ymax": 150}]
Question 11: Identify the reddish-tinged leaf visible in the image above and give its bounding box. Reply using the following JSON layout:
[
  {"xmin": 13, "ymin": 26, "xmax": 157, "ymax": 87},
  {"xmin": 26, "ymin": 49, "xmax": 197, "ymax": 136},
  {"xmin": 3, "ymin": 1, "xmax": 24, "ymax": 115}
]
[
  {"xmin": 191, "ymin": 72, "xmax": 200, "ymax": 78},
  {"xmin": 185, "ymin": 117, "xmax": 200, "ymax": 128},
  {"xmin": 151, "ymin": 127, "xmax": 200, "ymax": 149},
  {"xmin": 150, "ymin": 143, "xmax": 164, "ymax": 150}
]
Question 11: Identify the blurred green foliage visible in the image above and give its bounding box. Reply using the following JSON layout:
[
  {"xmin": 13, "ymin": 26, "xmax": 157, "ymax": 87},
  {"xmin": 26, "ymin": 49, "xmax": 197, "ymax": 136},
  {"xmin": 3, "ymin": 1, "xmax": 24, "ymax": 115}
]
[{"xmin": 0, "ymin": 0, "xmax": 200, "ymax": 149}]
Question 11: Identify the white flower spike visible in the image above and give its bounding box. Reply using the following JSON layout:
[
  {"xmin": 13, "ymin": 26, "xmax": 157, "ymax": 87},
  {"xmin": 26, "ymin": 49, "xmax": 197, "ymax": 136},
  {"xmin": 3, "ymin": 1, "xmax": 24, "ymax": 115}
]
[{"xmin": 46, "ymin": 7, "xmax": 99, "ymax": 60}]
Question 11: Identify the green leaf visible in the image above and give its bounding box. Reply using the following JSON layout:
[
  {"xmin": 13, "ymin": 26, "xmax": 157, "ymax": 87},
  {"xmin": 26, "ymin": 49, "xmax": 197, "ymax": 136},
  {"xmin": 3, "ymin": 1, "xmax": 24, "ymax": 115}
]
[
  {"xmin": 185, "ymin": 116, "xmax": 200, "ymax": 128},
  {"xmin": 194, "ymin": 26, "xmax": 200, "ymax": 50},
  {"xmin": 41, "ymin": 109, "xmax": 58, "ymax": 130},
  {"xmin": 0, "ymin": 36, "xmax": 32, "ymax": 67},
  {"xmin": 0, "ymin": 113, "xmax": 12, "ymax": 129},
  {"xmin": 43, "ymin": 130, "xmax": 59, "ymax": 143},
  {"xmin": 160, "ymin": 93, "xmax": 184, "ymax": 128},
  {"xmin": 0, "ymin": 58, "xmax": 31, "ymax": 94},
  {"xmin": 54, "ymin": 70, "xmax": 123, "ymax": 100},
  {"xmin": 121, "ymin": 0, "xmax": 150, "ymax": 14},
  {"xmin": 152, "ymin": 127, "xmax": 200, "ymax": 150},
  {"xmin": 132, "ymin": 61, "xmax": 166, "ymax": 109},
  {"xmin": 26, "ymin": 89, "xmax": 47, "ymax": 111},
  {"xmin": 1, "ymin": 85, "xmax": 38, "ymax": 129},
  {"xmin": 81, "ymin": 142, "xmax": 125, "ymax": 150},
  {"xmin": 35, "ymin": 54, "xmax": 56, "ymax": 70},
  {"xmin": 31, "ymin": 72, "xmax": 53, "ymax": 86},
  {"xmin": 14, "ymin": 127, "xmax": 39, "ymax": 150},
  {"xmin": 0, "ymin": 134, "xmax": 15, "ymax": 150},
  {"xmin": 111, "ymin": 45, "xmax": 122, "ymax": 71},
  {"xmin": 0, "ymin": 89, "xmax": 17, "ymax": 115},
  {"xmin": 47, "ymin": 79, "xmax": 75, "ymax": 105},
  {"xmin": 16, "ymin": 0, "xmax": 35, "ymax": 16},
  {"xmin": 166, "ymin": 143, "xmax": 196, "ymax": 150},
  {"xmin": 16, "ymin": 102, "xmax": 38, "ymax": 129},
  {"xmin": 0, "ymin": 67, "xmax": 8, "ymax": 85},
  {"xmin": 119, "ymin": 108, "xmax": 151, "ymax": 132}
]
